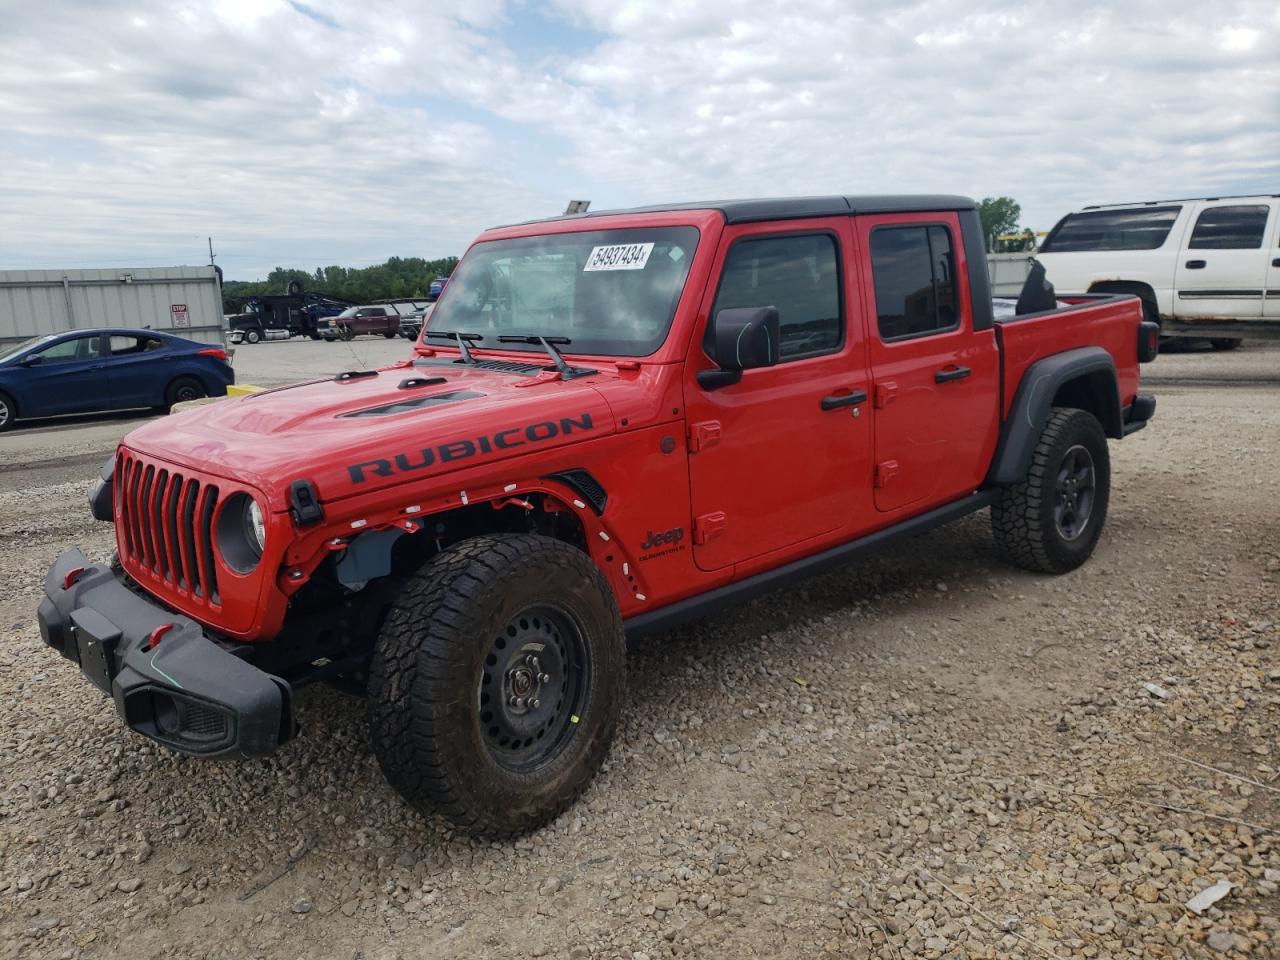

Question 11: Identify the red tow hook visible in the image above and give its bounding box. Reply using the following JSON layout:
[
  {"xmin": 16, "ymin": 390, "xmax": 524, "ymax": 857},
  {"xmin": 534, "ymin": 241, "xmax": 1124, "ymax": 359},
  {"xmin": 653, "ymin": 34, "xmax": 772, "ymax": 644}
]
[
  {"xmin": 144, "ymin": 623, "xmax": 174, "ymax": 651},
  {"xmin": 62, "ymin": 566, "xmax": 86, "ymax": 590}
]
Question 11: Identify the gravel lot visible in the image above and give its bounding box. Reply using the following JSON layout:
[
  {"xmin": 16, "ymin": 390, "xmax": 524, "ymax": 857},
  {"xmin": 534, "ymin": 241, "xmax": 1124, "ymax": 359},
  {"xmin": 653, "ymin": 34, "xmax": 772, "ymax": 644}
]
[{"xmin": 1, "ymin": 340, "xmax": 1277, "ymax": 960}]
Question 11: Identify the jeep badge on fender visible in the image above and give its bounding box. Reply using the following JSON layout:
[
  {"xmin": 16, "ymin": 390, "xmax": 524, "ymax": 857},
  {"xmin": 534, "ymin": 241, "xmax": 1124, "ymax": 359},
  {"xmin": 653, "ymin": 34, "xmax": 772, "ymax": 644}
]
[{"xmin": 37, "ymin": 194, "xmax": 1154, "ymax": 836}]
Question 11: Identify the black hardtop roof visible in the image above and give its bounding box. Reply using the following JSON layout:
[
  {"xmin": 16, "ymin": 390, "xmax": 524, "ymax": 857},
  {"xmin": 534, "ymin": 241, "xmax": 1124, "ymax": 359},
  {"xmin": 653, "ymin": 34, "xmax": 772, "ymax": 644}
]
[{"xmin": 499, "ymin": 194, "xmax": 976, "ymax": 229}]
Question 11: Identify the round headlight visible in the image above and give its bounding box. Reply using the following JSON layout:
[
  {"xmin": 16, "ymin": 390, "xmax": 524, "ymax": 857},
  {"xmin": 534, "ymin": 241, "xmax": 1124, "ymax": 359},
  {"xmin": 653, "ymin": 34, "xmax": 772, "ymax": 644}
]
[{"xmin": 246, "ymin": 498, "xmax": 266, "ymax": 555}]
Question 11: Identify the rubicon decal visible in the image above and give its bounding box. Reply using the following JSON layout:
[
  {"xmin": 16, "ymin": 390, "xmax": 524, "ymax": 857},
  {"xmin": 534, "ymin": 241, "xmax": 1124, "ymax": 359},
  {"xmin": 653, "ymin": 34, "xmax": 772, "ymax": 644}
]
[{"xmin": 348, "ymin": 413, "xmax": 595, "ymax": 483}]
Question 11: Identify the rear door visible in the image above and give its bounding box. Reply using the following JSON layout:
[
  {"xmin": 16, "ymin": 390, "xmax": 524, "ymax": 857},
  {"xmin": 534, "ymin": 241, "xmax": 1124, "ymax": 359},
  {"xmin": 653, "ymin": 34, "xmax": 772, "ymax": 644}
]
[
  {"xmin": 684, "ymin": 218, "xmax": 873, "ymax": 572},
  {"xmin": 22, "ymin": 333, "xmax": 111, "ymax": 415},
  {"xmin": 855, "ymin": 213, "xmax": 999, "ymax": 514},
  {"xmin": 106, "ymin": 334, "xmax": 168, "ymax": 408},
  {"xmin": 1174, "ymin": 201, "xmax": 1274, "ymax": 320}
]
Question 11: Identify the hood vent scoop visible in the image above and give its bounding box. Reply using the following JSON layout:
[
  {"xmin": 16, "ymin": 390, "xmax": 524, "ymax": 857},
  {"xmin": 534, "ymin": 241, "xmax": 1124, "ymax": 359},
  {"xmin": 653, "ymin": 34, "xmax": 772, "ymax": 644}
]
[{"xmin": 341, "ymin": 389, "xmax": 484, "ymax": 419}]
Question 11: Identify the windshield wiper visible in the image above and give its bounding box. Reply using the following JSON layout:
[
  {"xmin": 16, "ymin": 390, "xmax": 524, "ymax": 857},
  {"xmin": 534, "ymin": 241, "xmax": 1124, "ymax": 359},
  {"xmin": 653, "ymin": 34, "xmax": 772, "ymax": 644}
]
[
  {"xmin": 425, "ymin": 330, "xmax": 483, "ymax": 364},
  {"xmin": 496, "ymin": 335, "xmax": 595, "ymax": 379}
]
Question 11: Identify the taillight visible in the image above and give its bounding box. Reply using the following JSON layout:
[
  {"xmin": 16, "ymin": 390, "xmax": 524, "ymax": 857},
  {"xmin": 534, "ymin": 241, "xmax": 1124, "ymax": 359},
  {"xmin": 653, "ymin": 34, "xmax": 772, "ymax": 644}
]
[
  {"xmin": 1137, "ymin": 321, "xmax": 1159, "ymax": 363},
  {"xmin": 198, "ymin": 347, "xmax": 230, "ymax": 362}
]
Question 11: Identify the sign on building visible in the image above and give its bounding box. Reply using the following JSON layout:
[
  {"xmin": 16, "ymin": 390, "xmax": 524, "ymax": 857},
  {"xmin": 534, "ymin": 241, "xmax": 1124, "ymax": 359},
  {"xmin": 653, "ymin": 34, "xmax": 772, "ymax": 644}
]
[{"xmin": 171, "ymin": 303, "xmax": 190, "ymax": 327}]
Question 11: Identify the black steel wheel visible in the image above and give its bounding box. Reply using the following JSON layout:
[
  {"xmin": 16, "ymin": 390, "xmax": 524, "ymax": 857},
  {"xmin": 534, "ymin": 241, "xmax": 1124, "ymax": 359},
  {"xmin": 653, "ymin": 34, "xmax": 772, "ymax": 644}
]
[
  {"xmin": 368, "ymin": 534, "xmax": 624, "ymax": 836},
  {"xmin": 479, "ymin": 604, "xmax": 589, "ymax": 772},
  {"xmin": 991, "ymin": 407, "xmax": 1110, "ymax": 573}
]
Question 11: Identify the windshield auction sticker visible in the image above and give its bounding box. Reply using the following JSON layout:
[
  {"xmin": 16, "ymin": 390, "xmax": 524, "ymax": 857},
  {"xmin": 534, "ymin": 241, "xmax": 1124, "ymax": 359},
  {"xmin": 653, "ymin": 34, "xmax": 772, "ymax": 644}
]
[{"xmin": 583, "ymin": 242, "xmax": 655, "ymax": 271}]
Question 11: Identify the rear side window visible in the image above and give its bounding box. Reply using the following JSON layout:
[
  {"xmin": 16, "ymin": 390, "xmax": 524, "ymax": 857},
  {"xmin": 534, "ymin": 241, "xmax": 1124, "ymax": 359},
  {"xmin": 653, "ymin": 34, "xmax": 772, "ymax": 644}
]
[
  {"xmin": 109, "ymin": 335, "xmax": 162, "ymax": 355},
  {"xmin": 870, "ymin": 225, "xmax": 958, "ymax": 340},
  {"xmin": 1188, "ymin": 205, "xmax": 1270, "ymax": 249},
  {"xmin": 1040, "ymin": 206, "xmax": 1182, "ymax": 252},
  {"xmin": 711, "ymin": 233, "xmax": 842, "ymax": 360}
]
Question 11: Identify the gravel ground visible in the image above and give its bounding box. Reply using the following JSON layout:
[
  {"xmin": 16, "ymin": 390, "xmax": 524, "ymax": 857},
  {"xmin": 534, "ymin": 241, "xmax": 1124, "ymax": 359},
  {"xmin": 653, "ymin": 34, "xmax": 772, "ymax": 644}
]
[{"xmin": 1, "ymin": 344, "xmax": 1277, "ymax": 960}]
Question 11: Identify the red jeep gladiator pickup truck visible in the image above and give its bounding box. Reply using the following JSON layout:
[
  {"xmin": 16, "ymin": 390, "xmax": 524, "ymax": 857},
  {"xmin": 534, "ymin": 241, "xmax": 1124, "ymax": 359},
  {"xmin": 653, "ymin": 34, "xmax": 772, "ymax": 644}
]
[{"xmin": 39, "ymin": 195, "xmax": 1157, "ymax": 835}]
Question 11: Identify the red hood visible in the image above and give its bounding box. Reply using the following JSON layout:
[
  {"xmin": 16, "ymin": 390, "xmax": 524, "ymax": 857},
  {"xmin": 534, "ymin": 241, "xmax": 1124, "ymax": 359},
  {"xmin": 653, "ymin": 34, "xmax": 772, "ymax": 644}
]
[{"xmin": 122, "ymin": 361, "xmax": 618, "ymax": 510}]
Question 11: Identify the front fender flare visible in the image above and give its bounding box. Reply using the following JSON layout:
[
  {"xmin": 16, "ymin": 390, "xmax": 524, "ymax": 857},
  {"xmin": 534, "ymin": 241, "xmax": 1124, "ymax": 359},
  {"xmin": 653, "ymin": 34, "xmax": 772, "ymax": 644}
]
[{"xmin": 987, "ymin": 347, "xmax": 1120, "ymax": 486}]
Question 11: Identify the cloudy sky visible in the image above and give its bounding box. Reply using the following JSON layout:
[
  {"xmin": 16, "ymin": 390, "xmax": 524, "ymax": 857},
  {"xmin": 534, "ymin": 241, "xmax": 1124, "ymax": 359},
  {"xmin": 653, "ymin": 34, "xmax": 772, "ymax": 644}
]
[{"xmin": 1, "ymin": 0, "xmax": 1276, "ymax": 279}]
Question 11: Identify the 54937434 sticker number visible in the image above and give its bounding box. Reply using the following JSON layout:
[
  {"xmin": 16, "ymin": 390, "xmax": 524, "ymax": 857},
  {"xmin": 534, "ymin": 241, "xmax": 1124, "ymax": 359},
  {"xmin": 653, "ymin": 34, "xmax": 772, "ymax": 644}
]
[{"xmin": 583, "ymin": 242, "xmax": 654, "ymax": 272}]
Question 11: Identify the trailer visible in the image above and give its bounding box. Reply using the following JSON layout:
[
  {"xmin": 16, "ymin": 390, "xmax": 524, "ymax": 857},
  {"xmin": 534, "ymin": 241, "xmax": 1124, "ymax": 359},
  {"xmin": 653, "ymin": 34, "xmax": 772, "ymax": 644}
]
[{"xmin": 0, "ymin": 266, "xmax": 226, "ymax": 347}]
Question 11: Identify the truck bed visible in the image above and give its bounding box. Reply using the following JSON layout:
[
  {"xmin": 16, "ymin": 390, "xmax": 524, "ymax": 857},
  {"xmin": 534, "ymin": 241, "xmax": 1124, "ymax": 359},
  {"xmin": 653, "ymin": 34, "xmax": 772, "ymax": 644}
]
[{"xmin": 994, "ymin": 293, "xmax": 1144, "ymax": 421}]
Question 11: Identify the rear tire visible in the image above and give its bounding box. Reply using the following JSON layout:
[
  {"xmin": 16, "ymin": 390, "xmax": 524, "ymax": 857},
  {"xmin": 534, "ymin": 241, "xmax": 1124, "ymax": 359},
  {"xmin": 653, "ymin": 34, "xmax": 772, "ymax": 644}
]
[
  {"xmin": 991, "ymin": 407, "xmax": 1110, "ymax": 574},
  {"xmin": 165, "ymin": 377, "xmax": 206, "ymax": 409},
  {"xmin": 0, "ymin": 391, "xmax": 15, "ymax": 432},
  {"xmin": 383, "ymin": 331, "xmax": 397, "ymax": 339},
  {"xmin": 1210, "ymin": 338, "xmax": 1242, "ymax": 351},
  {"xmin": 368, "ymin": 534, "xmax": 625, "ymax": 836}
]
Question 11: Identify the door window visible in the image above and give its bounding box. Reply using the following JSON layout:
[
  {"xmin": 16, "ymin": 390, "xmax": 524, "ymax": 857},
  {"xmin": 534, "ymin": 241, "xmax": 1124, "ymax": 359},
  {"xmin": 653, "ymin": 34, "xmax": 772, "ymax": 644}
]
[
  {"xmin": 34, "ymin": 335, "xmax": 100, "ymax": 364},
  {"xmin": 870, "ymin": 225, "xmax": 958, "ymax": 340},
  {"xmin": 109, "ymin": 335, "xmax": 162, "ymax": 355},
  {"xmin": 710, "ymin": 233, "xmax": 842, "ymax": 360},
  {"xmin": 1188, "ymin": 205, "xmax": 1270, "ymax": 249}
]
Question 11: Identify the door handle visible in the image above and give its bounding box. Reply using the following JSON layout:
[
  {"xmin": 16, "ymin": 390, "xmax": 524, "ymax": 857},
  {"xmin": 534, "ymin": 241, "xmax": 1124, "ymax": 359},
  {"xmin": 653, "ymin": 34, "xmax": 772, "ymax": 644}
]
[
  {"xmin": 1273, "ymin": 257, "xmax": 1280, "ymax": 268},
  {"xmin": 1185, "ymin": 260, "xmax": 1206, "ymax": 269},
  {"xmin": 821, "ymin": 389, "xmax": 868, "ymax": 411},
  {"xmin": 934, "ymin": 366, "xmax": 971, "ymax": 383}
]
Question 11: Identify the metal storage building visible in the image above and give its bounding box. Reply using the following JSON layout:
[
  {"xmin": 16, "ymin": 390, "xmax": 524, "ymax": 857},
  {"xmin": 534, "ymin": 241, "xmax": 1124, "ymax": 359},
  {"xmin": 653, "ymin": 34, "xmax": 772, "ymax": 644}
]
[{"xmin": 0, "ymin": 266, "xmax": 226, "ymax": 346}]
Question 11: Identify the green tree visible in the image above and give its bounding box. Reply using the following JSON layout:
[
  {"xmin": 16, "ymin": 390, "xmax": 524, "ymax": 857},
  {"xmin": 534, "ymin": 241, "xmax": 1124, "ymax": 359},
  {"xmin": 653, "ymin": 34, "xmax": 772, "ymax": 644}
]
[
  {"xmin": 221, "ymin": 256, "xmax": 459, "ymax": 312},
  {"xmin": 977, "ymin": 197, "xmax": 1022, "ymax": 252}
]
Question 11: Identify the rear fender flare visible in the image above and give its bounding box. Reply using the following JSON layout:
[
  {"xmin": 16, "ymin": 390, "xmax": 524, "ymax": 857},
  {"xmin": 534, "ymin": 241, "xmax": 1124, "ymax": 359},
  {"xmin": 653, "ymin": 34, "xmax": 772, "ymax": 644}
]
[{"xmin": 988, "ymin": 347, "xmax": 1121, "ymax": 486}]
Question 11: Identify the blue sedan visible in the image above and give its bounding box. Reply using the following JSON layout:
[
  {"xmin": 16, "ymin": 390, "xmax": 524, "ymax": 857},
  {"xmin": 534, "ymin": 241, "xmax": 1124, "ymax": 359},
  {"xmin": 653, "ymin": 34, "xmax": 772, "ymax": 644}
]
[{"xmin": 0, "ymin": 328, "xmax": 235, "ymax": 432}]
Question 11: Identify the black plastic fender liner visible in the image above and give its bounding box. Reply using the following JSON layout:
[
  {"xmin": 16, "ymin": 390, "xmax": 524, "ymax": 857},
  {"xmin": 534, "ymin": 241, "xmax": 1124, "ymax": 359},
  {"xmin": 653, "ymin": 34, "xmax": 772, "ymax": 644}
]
[
  {"xmin": 987, "ymin": 347, "xmax": 1122, "ymax": 486},
  {"xmin": 88, "ymin": 457, "xmax": 114, "ymax": 522}
]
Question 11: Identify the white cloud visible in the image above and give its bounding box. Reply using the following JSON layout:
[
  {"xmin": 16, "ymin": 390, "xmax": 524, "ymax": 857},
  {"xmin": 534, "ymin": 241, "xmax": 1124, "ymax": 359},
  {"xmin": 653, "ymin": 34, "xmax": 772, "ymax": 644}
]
[{"xmin": 0, "ymin": 0, "xmax": 1276, "ymax": 278}]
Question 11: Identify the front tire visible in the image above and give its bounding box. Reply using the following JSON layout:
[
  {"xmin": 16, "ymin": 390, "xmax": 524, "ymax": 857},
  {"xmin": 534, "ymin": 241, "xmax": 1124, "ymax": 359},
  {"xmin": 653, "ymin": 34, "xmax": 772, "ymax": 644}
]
[
  {"xmin": 991, "ymin": 407, "xmax": 1111, "ymax": 574},
  {"xmin": 244, "ymin": 328, "xmax": 262, "ymax": 344},
  {"xmin": 368, "ymin": 534, "xmax": 625, "ymax": 836},
  {"xmin": 0, "ymin": 391, "xmax": 16, "ymax": 432}
]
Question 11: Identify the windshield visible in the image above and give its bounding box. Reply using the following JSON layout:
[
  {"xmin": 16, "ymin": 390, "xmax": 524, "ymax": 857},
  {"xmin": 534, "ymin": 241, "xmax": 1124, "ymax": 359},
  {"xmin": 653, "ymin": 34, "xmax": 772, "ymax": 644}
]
[
  {"xmin": 337, "ymin": 307, "xmax": 359, "ymax": 318},
  {"xmin": 428, "ymin": 226, "xmax": 700, "ymax": 356},
  {"xmin": 0, "ymin": 335, "xmax": 48, "ymax": 363}
]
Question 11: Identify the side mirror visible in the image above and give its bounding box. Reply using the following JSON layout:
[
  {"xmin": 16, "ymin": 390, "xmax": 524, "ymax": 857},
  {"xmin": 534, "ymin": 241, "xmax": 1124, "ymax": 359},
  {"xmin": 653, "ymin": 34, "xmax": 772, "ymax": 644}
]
[
  {"xmin": 698, "ymin": 306, "xmax": 780, "ymax": 389},
  {"xmin": 20, "ymin": 354, "xmax": 43, "ymax": 367}
]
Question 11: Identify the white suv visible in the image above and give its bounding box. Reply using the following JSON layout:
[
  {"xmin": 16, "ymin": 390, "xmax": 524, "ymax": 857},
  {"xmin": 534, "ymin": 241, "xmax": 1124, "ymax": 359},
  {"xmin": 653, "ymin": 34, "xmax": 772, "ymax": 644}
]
[{"xmin": 1036, "ymin": 195, "xmax": 1280, "ymax": 348}]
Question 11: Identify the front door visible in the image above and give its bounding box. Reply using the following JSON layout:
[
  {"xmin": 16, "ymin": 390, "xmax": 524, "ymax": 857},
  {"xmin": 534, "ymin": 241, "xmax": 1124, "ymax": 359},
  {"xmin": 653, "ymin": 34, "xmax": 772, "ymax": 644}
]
[
  {"xmin": 854, "ymin": 213, "xmax": 999, "ymax": 515},
  {"xmin": 1174, "ymin": 202, "xmax": 1274, "ymax": 320},
  {"xmin": 684, "ymin": 219, "xmax": 872, "ymax": 572},
  {"xmin": 24, "ymin": 333, "xmax": 111, "ymax": 416}
]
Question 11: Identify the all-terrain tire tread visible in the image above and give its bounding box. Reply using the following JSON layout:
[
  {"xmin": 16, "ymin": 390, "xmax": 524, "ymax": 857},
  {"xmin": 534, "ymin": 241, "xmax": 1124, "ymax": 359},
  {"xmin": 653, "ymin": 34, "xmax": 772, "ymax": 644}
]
[{"xmin": 367, "ymin": 534, "xmax": 623, "ymax": 837}]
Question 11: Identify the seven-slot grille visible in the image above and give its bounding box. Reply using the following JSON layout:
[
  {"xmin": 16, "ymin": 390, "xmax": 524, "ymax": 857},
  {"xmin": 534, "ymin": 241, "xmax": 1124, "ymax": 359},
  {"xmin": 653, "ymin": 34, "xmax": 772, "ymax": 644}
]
[{"xmin": 115, "ymin": 452, "xmax": 220, "ymax": 605}]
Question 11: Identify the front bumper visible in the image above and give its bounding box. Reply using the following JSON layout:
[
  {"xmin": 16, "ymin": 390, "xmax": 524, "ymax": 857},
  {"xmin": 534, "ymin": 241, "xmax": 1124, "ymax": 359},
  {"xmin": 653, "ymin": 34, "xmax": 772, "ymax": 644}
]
[{"xmin": 38, "ymin": 548, "xmax": 292, "ymax": 759}]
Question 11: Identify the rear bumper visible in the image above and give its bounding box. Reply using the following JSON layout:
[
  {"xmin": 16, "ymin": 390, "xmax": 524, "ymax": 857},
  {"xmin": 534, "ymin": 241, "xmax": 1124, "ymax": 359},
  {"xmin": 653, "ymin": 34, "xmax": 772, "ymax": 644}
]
[
  {"xmin": 37, "ymin": 548, "xmax": 292, "ymax": 760},
  {"xmin": 1122, "ymin": 393, "xmax": 1156, "ymax": 437}
]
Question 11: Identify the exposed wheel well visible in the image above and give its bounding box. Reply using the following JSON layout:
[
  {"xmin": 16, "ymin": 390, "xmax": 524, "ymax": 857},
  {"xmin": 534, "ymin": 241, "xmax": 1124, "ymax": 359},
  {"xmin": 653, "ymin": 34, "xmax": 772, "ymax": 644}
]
[
  {"xmin": 1052, "ymin": 372, "xmax": 1122, "ymax": 439},
  {"xmin": 1087, "ymin": 280, "xmax": 1158, "ymax": 324}
]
